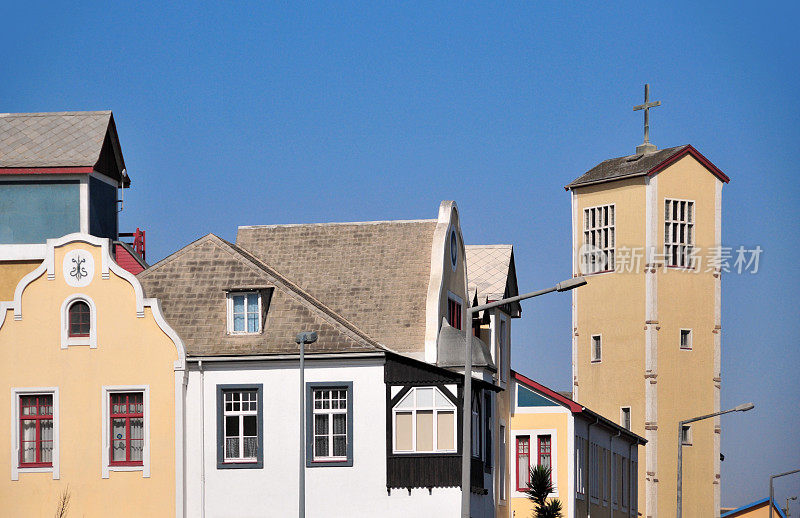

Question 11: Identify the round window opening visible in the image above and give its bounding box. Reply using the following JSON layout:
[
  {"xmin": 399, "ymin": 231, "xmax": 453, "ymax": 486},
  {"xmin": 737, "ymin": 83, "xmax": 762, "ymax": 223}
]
[{"xmin": 450, "ymin": 229, "xmax": 458, "ymax": 269}]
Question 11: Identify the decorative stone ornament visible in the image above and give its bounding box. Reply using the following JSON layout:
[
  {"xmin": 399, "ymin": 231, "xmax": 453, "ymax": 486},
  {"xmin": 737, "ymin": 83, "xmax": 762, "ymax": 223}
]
[{"xmin": 63, "ymin": 249, "xmax": 95, "ymax": 288}]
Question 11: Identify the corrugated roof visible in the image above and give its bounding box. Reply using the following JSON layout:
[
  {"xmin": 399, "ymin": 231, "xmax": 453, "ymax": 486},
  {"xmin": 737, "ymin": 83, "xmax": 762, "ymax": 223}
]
[
  {"xmin": 235, "ymin": 220, "xmax": 437, "ymax": 355},
  {"xmin": 137, "ymin": 234, "xmax": 386, "ymax": 357}
]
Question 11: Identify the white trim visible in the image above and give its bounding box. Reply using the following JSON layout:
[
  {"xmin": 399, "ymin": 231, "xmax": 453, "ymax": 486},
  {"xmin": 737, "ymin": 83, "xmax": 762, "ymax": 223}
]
[
  {"xmin": 644, "ymin": 175, "xmax": 659, "ymax": 518},
  {"xmin": 498, "ymin": 313, "xmax": 508, "ymax": 385},
  {"xmin": 0, "ymin": 244, "xmax": 46, "ymax": 261},
  {"xmin": 571, "ymin": 192, "xmax": 579, "ymax": 402},
  {"xmin": 89, "ymin": 170, "xmax": 121, "ymax": 188},
  {"xmin": 713, "ymin": 178, "xmax": 723, "ymax": 516},
  {"xmin": 498, "ymin": 419, "xmax": 507, "ymax": 504},
  {"xmin": 101, "ymin": 385, "xmax": 150, "ymax": 478},
  {"xmin": 10, "ymin": 387, "xmax": 59, "ymax": 481},
  {"xmin": 509, "ymin": 429, "xmax": 559, "ymax": 499},
  {"xmin": 226, "ymin": 291, "xmax": 263, "ymax": 335},
  {"xmin": 60, "ymin": 294, "xmax": 98, "ymax": 348},
  {"xmin": 79, "ymin": 177, "xmax": 89, "ymax": 234}
]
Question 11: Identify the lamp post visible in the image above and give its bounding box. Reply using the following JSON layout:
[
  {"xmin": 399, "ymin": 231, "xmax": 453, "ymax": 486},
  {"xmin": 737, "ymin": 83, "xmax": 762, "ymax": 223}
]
[
  {"xmin": 771, "ymin": 470, "xmax": 800, "ymax": 518},
  {"xmin": 460, "ymin": 276, "xmax": 587, "ymax": 518},
  {"xmin": 676, "ymin": 402, "xmax": 754, "ymax": 518},
  {"xmin": 295, "ymin": 331, "xmax": 318, "ymax": 518}
]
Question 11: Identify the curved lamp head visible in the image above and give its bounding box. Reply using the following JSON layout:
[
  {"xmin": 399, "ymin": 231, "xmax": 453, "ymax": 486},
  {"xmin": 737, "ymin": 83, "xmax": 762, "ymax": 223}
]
[
  {"xmin": 556, "ymin": 276, "xmax": 588, "ymax": 292},
  {"xmin": 734, "ymin": 402, "xmax": 755, "ymax": 412},
  {"xmin": 295, "ymin": 331, "xmax": 318, "ymax": 344}
]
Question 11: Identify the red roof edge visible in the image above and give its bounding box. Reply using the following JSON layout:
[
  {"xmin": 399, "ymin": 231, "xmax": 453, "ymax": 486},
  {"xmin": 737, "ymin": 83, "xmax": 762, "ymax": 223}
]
[
  {"xmin": 0, "ymin": 166, "xmax": 94, "ymax": 175},
  {"xmin": 512, "ymin": 370, "xmax": 583, "ymax": 413},
  {"xmin": 648, "ymin": 144, "xmax": 730, "ymax": 183}
]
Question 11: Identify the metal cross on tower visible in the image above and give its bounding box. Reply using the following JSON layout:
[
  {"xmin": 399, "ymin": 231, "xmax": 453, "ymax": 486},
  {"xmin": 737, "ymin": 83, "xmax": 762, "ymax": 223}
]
[{"xmin": 633, "ymin": 83, "xmax": 661, "ymax": 154}]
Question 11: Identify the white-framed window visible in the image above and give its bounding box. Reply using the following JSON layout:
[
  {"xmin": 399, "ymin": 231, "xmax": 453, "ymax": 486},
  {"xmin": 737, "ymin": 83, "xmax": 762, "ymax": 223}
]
[
  {"xmin": 680, "ymin": 329, "xmax": 692, "ymax": 350},
  {"xmin": 393, "ymin": 387, "xmax": 456, "ymax": 453},
  {"xmin": 591, "ymin": 335, "xmax": 602, "ymax": 363},
  {"xmin": 499, "ymin": 422, "xmax": 507, "ymax": 502},
  {"xmin": 681, "ymin": 424, "xmax": 692, "ymax": 446},
  {"xmin": 498, "ymin": 314, "xmax": 508, "ymax": 383},
  {"xmin": 311, "ymin": 388, "xmax": 347, "ymax": 461},
  {"xmin": 226, "ymin": 291, "xmax": 261, "ymax": 334},
  {"xmin": 11, "ymin": 387, "xmax": 60, "ymax": 480},
  {"xmin": 583, "ymin": 204, "xmax": 615, "ymax": 274},
  {"xmin": 471, "ymin": 392, "xmax": 481, "ymax": 458},
  {"xmin": 60, "ymin": 294, "xmax": 98, "ymax": 348},
  {"xmin": 101, "ymin": 385, "xmax": 150, "ymax": 478},
  {"xmin": 621, "ymin": 407, "xmax": 631, "ymax": 430},
  {"xmin": 665, "ymin": 199, "xmax": 695, "ymax": 268}
]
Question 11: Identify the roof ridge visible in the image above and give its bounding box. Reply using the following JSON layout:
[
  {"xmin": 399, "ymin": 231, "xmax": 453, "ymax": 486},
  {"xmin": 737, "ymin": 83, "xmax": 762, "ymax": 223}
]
[
  {"xmin": 137, "ymin": 233, "xmax": 218, "ymax": 279},
  {"xmin": 238, "ymin": 219, "xmax": 436, "ymax": 230},
  {"xmin": 0, "ymin": 111, "xmax": 112, "ymax": 117},
  {"xmin": 228, "ymin": 242, "xmax": 391, "ymax": 354}
]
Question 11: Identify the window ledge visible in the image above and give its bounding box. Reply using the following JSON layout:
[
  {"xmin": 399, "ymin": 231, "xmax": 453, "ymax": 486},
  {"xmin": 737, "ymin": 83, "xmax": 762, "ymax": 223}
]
[
  {"xmin": 107, "ymin": 465, "xmax": 146, "ymax": 475},
  {"xmin": 307, "ymin": 458, "xmax": 353, "ymax": 468},
  {"xmin": 16, "ymin": 466, "xmax": 53, "ymax": 475},
  {"xmin": 591, "ymin": 359, "xmax": 602, "ymax": 363}
]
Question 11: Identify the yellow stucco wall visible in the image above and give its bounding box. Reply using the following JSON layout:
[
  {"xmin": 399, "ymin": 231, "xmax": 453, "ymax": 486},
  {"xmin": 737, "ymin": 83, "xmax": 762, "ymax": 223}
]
[
  {"xmin": 572, "ymin": 154, "xmax": 723, "ymax": 518},
  {"xmin": 508, "ymin": 409, "xmax": 571, "ymax": 518},
  {"xmin": 0, "ymin": 240, "xmax": 180, "ymax": 517},
  {"xmin": 0, "ymin": 260, "xmax": 40, "ymax": 300}
]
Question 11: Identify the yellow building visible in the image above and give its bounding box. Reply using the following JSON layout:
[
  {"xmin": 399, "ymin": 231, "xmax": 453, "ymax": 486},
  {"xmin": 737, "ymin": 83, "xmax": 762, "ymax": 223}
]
[
  {"xmin": 508, "ymin": 371, "xmax": 644, "ymax": 518},
  {"xmin": 566, "ymin": 140, "xmax": 729, "ymax": 517},
  {"xmin": 0, "ymin": 234, "xmax": 185, "ymax": 517}
]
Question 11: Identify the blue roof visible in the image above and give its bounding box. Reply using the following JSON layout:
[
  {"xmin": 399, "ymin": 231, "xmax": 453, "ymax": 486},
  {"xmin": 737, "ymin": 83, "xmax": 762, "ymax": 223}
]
[{"xmin": 721, "ymin": 498, "xmax": 787, "ymax": 518}]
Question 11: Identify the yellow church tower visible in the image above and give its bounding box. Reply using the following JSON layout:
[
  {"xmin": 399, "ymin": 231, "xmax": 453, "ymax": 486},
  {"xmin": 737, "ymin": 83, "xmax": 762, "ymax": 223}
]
[{"xmin": 566, "ymin": 85, "xmax": 728, "ymax": 518}]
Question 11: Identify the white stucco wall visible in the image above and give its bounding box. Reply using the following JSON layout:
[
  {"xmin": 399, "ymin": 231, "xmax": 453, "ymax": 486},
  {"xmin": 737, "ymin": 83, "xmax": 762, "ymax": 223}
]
[{"xmin": 184, "ymin": 357, "xmax": 490, "ymax": 517}]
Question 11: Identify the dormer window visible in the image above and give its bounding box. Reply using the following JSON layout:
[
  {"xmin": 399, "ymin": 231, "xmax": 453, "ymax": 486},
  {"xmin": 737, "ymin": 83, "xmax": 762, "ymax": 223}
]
[
  {"xmin": 227, "ymin": 292, "xmax": 261, "ymax": 334},
  {"xmin": 68, "ymin": 301, "xmax": 91, "ymax": 337}
]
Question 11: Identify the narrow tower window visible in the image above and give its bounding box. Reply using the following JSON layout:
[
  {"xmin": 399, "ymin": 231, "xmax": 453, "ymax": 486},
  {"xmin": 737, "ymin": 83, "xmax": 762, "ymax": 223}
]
[
  {"xmin": 621, "ymin": 407, "xmax": 631, "ymax": 430},
  {"xmin": 665, "ymin": 199, "xmax": 695, "ymax": 268},
  {"xmin": 583, "ymin": 204, "xmax": 615, "ymax": 273},
  {"xmin": 591, "ymin": 335, "xmax": 602, "ymax": 362},
  {"xmin": 680, "ymin": 329, "xmax": 692, "ymax": 350}
]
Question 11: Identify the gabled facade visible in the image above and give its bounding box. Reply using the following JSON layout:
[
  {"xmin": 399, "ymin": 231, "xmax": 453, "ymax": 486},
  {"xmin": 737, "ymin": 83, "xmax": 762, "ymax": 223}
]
[
  {"xmin": 138, "ymin": 201, "xmax": 507, "ymax": 517},
  {"xmin": 567, "ymin": 143, "xmax": 728, "ymax": 517},
  {"xmin": 0, "ymin": 234, "xmax": 185, "ymax": 517},
  {"xmin": 509, "ymin": 372, "xmax": 645, "ymax": 518},
  {"xmin": 721, "ymin": 498, "xmax": 788, "ymax": 518}
]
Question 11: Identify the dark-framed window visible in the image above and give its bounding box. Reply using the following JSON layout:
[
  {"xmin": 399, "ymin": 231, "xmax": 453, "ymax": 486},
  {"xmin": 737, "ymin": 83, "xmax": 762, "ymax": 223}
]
[
  {"xmin": 447, "ymin": 297, "xmax": 462, "ymax": 330},
  {"xmin": 19, "ymin": 395, "xmax": 53, "ymax": 467},
  {"xmin": 68, "ymin": 300, "xmax": 90, "ymax": 337},
  {"xmin": 484, "ymin": 392, "xmax": 492, "ymax": 467},
  {"xmin": 516, "ymin": 435, "xmax": 530, "ymax": 491},
  {"xmin": 306, "ymin": 382, "xmax": 353, "ymax": 467},
  {"xmin": 109, "ymin": 392, "xmax": 144, "ymax": 466},
  {"xmin": 217, "ymin": 384, "xmax": 263, "ymax": 469}
]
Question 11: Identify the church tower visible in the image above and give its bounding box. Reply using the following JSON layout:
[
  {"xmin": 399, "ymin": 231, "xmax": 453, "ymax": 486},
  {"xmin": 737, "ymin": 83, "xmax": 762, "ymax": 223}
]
[{"xmin": 566, "ymin": 86, "xmax": 728, "ymax": 517}]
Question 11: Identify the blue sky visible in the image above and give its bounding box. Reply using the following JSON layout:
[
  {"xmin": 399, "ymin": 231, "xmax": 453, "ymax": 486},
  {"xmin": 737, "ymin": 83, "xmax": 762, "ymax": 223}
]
[{"xmin": 3, "ymin": 1, "xmax": 798, "ymax": 508}]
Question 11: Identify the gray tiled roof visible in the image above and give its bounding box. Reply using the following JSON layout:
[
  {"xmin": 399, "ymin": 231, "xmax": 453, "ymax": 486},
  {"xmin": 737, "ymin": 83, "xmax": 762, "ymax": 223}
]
[
  {"xmin": 236, "ymin": 220, "xmax": 437, "ymax": 355},
  {"xmin": 466, "ymin": 245, "xmax": 513, "ymax": 304},
  {"xmin": 137, "ymin": 234, "xmax": 385, "ymax": 357},
  {"xmin": 565, "ymin": 145, "xmax": 688, "ymax": 190},
  {"xmin": 0, "ymin": 111, "xmax": 117, "ymax": 168}
]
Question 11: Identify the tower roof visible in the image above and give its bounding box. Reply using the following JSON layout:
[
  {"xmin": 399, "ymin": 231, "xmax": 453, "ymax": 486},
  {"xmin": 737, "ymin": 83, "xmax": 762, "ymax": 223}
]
[
  {"xmin": 565, "ymin": 144, "xmax": 729, "ymax": 190},
  {"xmin": 0, "ymin": 111, "xmax": 128, "ymax": 186}
]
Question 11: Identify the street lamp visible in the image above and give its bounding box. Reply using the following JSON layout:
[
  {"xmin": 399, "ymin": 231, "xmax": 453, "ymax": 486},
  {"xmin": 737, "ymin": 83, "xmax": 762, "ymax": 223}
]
[
  {"xmin": 460, "ymin": 276, "xmax": 587, "ymax": 517},
  {"xmin": 296, "ymin": 331, "xmax": 318, "ymax": 518},
  {"xmin": 771, "ymin": 470, "xmax": 800, "ymax": 518},
  {"xmin": 676, "ymin": 402, "xmax": 754, "ymax": 518}
]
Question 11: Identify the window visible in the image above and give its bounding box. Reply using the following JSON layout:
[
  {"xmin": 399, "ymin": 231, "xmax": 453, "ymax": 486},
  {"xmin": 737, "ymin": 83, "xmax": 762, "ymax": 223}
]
[
  {"xmin": 621, "ymin": 407, "xmax": 631, "ymax": 430},
  {"xmin": 632, "ymin": 461, "xmax": 638, "ymax": 513},
  {"xmin": 471, "ymin": 392, "xmax": 481, "ymax": 457},
  {"xmin": 19, "ymin": 395, "xmax": 53, "ymax": 468},
  {"xmin": 447, "ymin": 296, "xmax": 462, "ymax": 330},
  {"xmin": 499, "ymin": 424, "xmax": 507, "ymax": 501},
  {"xmin": 680, "ymin": 329, "xmax": 692, "ymax": 350},
  {"xmin": 306, "ymin": 382, "xmax": 353, "ymax": 467},
  {"xmin": 216, "ymin": 384, "xmax": 263, "ymax": 469},
  {"xmin": 393, "ymin": 387, "xmax": 456, "ymax": 453},
  {"xmin": 665, "ymin": 199, "xmax": 695, "ymax": 268},
  {"xmin": 498, "ymin": 316, "xmax": 508, "ymax": 382},
  {"xmin": 109, "ymin": 393, "xmax": 144, "ymax": 466},
  {"xmin": 576, "ymin": 437, "xmax": 585, "ymax": 497},
  {"xmin": 484, "ymin": 392, "xmax": 492, "ymax": 466},
  {"xmin": 583, "ymin": 204, "xmax": 615, "ymax": 273},
  {"xmin": 68, "ymin": 301, "xmax": 90, "ymax": 337},
  {"xmin": 590, "ymin": 443, "xmax": 600, "ymax": 500},
  {"xmin": 516, "ymin": 436, "xmax": 530, "ymax": 491},
  {"xmin": 681, "ymin": 424, "xmax": 692, "ymax": 446},
  {"xmin": 591, "ymin": 335, "xmax": 602, "ymax": 362},
  {"xmin": 227, "ymin": 291, "xmax": 261, "ymax": 334},
  {"xmin": 101, "ymin": 385, "xmax": 149, "ymax": 478},
  {"xmin": 538, "ymin": 435, "xmax": 552, "ymax": 483}
]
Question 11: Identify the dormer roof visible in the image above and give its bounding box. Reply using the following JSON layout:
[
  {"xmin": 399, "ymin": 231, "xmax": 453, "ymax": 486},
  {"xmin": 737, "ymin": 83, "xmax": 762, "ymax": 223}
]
[
  {"xmin": 465, "ymin": 244, "xmax": 520, "ymax": 317},
  {"xmin": 0, "ymin": 111, "xmax": 128, "ymax": 186},
  {"xmin": 565, "ymin": 144, "xmax": 729, "ymax": 191}
]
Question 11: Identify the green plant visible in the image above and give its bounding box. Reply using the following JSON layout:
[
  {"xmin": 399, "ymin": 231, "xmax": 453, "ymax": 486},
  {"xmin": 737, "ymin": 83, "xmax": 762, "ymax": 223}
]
[{"xmin": 524, "ymin": 465, "xmax": 563, "ymax": 518}]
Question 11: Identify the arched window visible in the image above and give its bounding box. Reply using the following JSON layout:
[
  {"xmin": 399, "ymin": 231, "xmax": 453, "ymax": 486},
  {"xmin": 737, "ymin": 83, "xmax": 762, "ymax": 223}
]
[{"xmin": 68, "ymin": 301, "xmax": 91, "ymax": 337}]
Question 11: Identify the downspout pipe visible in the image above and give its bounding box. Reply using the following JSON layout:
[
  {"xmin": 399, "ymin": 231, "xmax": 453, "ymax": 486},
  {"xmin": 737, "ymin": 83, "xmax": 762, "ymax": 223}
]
[
  {"xmin": 199, "ymin": 360, "xmax": 205, "ymax": 518},
  {"xmin": 587, "ymin": 417, "xmax": 599, "ymax": 518},
  {"xmin": 610, "ymin": 431, "xmax": 621, "ymax": 518}
]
